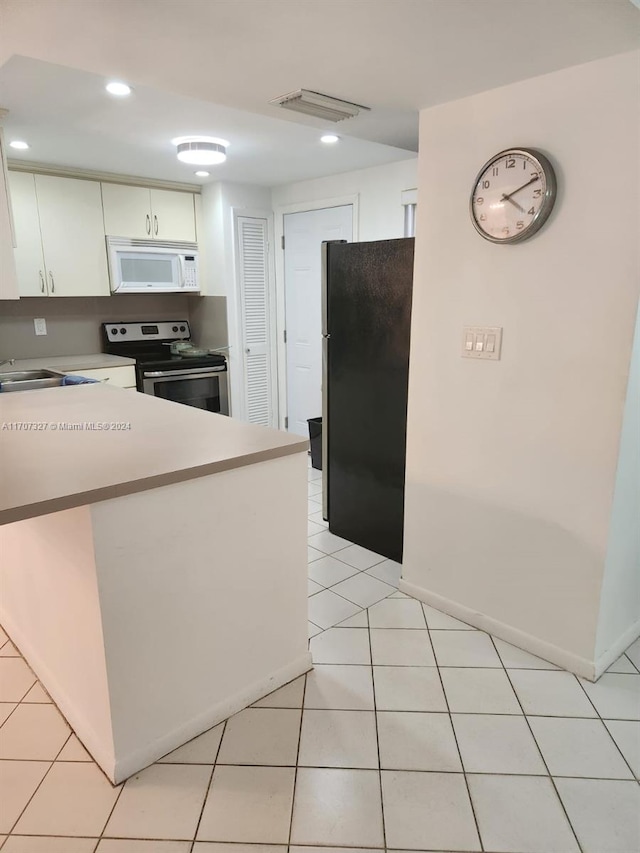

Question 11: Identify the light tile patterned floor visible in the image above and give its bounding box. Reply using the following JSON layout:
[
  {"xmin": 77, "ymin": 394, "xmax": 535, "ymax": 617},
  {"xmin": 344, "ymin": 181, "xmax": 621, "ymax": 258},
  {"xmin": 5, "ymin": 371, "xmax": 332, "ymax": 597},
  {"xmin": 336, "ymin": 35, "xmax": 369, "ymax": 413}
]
[{"xmin": 0, "ymin": 457, "xmax": 639, "ymax": 852}]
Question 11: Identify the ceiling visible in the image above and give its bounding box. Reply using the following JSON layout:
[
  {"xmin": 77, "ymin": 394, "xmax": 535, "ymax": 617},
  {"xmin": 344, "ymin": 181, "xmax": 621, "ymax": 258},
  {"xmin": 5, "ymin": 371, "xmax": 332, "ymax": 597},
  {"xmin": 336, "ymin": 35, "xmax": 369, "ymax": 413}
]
[
  {"xmin": 0, "ymin": 0, "xmax": 638, "ymax": 185},
  {"xmin": 0, "ymin": 57, "xmax": 416, "ymax": 186}
]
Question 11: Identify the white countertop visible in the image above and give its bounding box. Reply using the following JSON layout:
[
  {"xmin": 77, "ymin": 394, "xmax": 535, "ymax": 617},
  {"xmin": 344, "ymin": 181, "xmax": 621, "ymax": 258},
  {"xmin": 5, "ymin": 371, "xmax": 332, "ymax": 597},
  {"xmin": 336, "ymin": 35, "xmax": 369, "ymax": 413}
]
[
  {"xmin": 8, "ymin": 354, "xmax": 136, "ymax": 371},
  {"xmin": 0, "ymin": 383, "xmax": 307, "ymax": 525}
]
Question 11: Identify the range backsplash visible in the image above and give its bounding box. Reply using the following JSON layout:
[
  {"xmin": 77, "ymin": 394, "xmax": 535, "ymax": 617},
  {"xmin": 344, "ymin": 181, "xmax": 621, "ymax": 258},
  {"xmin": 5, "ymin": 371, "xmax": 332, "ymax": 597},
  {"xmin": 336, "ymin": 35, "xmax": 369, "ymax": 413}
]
[{"xmin": 0, "ymin": 294, "xmax": 202, "ymax": 360}]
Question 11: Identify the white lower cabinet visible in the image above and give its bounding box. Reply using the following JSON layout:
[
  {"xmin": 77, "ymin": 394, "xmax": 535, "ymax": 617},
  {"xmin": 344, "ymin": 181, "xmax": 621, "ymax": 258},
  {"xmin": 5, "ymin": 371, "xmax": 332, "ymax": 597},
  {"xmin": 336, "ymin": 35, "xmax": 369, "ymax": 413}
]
[{"xmin": 65, "ymin": 365, "xmax": 136, "ymax": 389}]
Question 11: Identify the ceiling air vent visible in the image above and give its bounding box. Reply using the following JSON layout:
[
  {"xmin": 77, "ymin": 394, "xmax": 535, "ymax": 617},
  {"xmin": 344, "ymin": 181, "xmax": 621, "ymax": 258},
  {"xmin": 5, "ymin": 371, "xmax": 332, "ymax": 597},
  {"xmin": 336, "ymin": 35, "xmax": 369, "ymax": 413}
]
[{"xmin": 269, "ymin": 89, "xmax": 370, "ymax": 123}]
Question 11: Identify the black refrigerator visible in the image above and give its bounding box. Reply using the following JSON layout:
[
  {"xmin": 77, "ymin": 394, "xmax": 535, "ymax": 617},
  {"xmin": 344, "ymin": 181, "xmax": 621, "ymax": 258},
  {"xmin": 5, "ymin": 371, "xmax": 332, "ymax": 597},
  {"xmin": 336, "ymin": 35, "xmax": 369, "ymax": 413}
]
[{"xmin": 322, "ymin": 238, "xmax": 414, "ymax": 563}]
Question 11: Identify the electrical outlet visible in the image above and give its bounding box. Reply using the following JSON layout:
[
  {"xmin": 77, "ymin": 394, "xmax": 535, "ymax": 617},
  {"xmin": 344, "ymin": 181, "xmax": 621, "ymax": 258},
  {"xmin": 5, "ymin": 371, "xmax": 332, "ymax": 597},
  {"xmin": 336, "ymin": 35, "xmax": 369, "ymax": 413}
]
[{"xmin": 34, "ymin": 318, "xmax": 47, "ymax": 336}]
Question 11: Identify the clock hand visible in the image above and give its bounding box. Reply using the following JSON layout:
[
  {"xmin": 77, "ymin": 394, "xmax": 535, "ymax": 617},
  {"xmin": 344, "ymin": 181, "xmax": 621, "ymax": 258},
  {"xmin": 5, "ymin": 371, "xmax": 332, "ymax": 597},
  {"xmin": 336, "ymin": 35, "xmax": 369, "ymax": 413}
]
[
  {"xmin": 501, "ymin": 196, "xmax": 525, "ymax": 214},
  {"xmin": 501, "ymin": 174, "xmax": 539, "ymax": 202}
]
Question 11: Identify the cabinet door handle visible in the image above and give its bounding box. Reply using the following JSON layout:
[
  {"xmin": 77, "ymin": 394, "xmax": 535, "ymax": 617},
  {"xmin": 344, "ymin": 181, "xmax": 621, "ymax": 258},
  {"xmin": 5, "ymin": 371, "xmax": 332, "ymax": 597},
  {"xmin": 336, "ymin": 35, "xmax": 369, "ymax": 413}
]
[
  {"xmin": 146, "ymin": 214, "xmax": 151, "ymax": 235},
  {"xmin": 153, "ymin": 215, "xmax": 158, "ymax": 236},
  {"xmin": 49, "ymin": 272, "xmax": 55, "ymax": 293},
  {"xmin": 39, "ymin": 270, "xmax": 45, "ymax": 293}
]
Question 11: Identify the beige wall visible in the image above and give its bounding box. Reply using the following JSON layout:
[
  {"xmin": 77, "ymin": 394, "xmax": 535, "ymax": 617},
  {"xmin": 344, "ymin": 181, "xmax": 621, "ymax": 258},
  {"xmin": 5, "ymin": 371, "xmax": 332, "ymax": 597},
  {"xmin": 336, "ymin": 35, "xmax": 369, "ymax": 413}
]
[
  {"xmin": 402, "ymin": 51, "xmax": 640, "ymax": 675},
  {"xmin": 0, "ymin": 293, "xmax": 193, "ymax": 360}
]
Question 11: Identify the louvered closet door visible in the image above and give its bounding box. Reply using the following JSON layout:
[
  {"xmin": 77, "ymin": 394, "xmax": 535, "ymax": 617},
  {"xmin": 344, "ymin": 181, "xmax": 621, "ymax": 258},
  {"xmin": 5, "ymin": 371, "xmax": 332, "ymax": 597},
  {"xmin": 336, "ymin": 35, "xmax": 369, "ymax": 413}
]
[{"xmin": 237, "ymin": 216, "xmax": 274, "ymax": 426}]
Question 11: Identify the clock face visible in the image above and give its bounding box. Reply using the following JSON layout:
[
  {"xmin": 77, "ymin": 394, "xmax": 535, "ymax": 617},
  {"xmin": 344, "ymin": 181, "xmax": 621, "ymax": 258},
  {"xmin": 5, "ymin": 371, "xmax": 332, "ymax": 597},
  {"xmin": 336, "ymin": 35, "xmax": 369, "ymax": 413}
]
[{"xmin": 470, "ymin": 148, "xmax": 556, "ymax": 244}]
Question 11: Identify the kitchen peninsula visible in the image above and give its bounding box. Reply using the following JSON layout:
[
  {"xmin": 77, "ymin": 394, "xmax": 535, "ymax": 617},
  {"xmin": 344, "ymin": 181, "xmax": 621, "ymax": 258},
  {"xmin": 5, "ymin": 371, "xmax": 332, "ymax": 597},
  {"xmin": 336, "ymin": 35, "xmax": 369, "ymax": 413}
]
[{"xmin": 0, "ymin": 384, "xmax": 310, "ymax": 783}]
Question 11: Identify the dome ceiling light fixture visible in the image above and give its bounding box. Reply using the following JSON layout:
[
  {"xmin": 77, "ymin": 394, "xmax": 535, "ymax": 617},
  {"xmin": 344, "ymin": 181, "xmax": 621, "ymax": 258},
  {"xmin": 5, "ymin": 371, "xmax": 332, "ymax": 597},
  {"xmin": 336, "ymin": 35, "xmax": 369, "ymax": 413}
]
[
  {"xmin": 172, "ymin": 136, "xmax": 229, "ymax": 166},
  {"xmin": 105, "ymin": 81, "xmax": 132, "ymax": 97},
  {"xmin": 269, "ymin": 89, "xmax": 370, "ymax": 122}
]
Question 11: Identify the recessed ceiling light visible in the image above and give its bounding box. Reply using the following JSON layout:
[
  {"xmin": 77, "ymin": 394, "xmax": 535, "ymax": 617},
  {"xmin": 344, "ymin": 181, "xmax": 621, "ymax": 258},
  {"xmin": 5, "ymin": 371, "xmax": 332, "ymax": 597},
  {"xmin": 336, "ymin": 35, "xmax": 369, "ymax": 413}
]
[
  {"xmin": 321, "ymin": 134, "xmax": 340, "ymax": 144},
  {"xmin": 195, "ymin": 171, "xmax": 210, "ymax": 177},
  {"xmin": 9, "ymin": 140, "xmax": 30, "ymax": 150},
  {"xmin": 106, "ymin": 81, "xmax": 132, "ymax": 97},
  {"xmin": 172, "ymin": 136, "xmax": 229, "ymax": 166}
]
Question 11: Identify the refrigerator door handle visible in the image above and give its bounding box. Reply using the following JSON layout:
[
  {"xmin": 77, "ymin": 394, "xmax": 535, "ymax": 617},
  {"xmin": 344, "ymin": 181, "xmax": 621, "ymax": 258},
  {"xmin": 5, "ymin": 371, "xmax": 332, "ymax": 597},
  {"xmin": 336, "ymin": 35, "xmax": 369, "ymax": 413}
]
[
  {"xmin": 322, "ymin": 332, "xmax": 329, "ymax": 521},
  {"xmin": 321, "ymin": 240, "xmax": 347, "ymax": 522}
]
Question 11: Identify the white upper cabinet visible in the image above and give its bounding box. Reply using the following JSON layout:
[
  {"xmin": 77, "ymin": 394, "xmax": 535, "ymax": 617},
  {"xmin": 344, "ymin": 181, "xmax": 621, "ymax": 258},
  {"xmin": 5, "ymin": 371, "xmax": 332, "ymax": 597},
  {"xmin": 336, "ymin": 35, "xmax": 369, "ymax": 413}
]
[
  {"xmin": 101, "ymin": 183, "xmax": 153, "ymax": 240},
  {"xmin": 7, "ymin": 171, "xmax": 45, "ymax": 297},
  {"xmin": 149, "ymin": 189, "xmax": 196, "ymax": 242},
  {"xmin": 9, "ymin": 172, "xmax": 109, "ymax": 297},
  {"xmin": 0, "ymin": 131, "xmax": 19, "ymax": 300},
  {"xmin": 102, "ymin": 183, "xmax": 196, "ymax": 243},
  {"xmin": 36, "ymin": 175, "xmax": 110, "ymax": 297}
]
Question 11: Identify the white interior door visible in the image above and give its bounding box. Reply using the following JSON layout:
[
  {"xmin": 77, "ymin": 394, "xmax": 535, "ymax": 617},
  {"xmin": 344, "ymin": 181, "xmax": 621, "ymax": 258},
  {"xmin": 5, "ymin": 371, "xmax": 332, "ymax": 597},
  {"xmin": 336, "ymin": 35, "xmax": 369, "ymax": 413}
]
[
  {"xmin": 237, "ymin": 215, "xmax": 275, "ymax": 426},
  {"xmin": 284, "ymin": 205, "xmax": 352, "ymax": 435}
]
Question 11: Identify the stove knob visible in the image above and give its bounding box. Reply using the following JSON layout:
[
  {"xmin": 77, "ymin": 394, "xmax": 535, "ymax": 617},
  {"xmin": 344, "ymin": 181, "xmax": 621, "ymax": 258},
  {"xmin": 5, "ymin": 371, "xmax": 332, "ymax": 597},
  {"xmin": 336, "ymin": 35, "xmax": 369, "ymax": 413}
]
[
  {"xmin": 120, "ymin": 327, "xmax": 127, "ymax": 335},
  {"xmin": 111, "ymin": 327, "xmax": 118, "ymax": 335},
  {"xmin": 180, "ymin": 325, "xmax": 186, "ymax": 332},
  {"xmin": 172, "ymin": 325, "xmax": 179, "ymax": 332}
]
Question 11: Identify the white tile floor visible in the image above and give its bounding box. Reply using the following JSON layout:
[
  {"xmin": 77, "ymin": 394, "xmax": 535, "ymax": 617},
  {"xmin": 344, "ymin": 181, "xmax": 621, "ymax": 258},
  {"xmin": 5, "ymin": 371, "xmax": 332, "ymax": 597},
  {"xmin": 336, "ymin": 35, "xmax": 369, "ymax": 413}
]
[{"xmin": 0, "ymin": 456, "xmax": 639, "ymax": 852}]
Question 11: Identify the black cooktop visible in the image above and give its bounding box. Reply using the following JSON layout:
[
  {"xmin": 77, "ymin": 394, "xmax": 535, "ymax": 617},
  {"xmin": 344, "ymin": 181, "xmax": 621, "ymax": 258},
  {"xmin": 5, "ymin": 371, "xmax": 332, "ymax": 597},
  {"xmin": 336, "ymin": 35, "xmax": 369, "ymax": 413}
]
[
  {"xmin": 102, "ymin": 320, "xmax": 226, "ymax": 372},
  {"xmin": 135, "ymin": 352, "xmax": 226, "ymax": 371}
]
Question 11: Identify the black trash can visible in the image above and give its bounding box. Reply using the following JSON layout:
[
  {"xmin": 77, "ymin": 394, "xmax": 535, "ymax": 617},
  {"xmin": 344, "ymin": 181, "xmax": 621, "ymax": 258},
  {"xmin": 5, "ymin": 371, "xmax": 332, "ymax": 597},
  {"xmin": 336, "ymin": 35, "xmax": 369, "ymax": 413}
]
[{"xmin": 308, "ymin": 417, "xmax": 322, "ymax": 470}]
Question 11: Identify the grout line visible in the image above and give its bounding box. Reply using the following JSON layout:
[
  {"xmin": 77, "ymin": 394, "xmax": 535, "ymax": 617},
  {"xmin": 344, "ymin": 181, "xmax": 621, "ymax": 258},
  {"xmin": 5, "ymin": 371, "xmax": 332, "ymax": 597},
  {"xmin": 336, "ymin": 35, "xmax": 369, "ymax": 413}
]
[
  {"xmin": 5, "ymin": 758, "xmax": 55, "ymax": 836},
  {"xmin": 187, "ymin": 717, "xmax": 228, "ymax": 852},
  {"xmin": 489, "ymin": 633, "xmax": 585, "ymax": 853},
  {"xmin": 601, "ymin": 719, "xmax": 640, "ymax": 782},
  {"xmin": 4, "ymin": 691, "xmax": 80, "ymax": 836},
  {"xmin": 366, "ymin": 602, "xmax": 387, "ymax": 850},
  {"xmin": 422, "ymin": 602, "xmax": 486, "ymax": 852},
  {"xmin": 286, "ymin": 671, "xmax": 308, "ymax": 850},
  {"xmin": 625, "ymin": 651, "xmax": 640, "ymax": 674},
  {"xmin": 572, "ymin": 663, "xmax": 639, "ymax": 782},
  {"xmin": 308, "ymin": 581, "xmax": 396, "ymax": 618}
]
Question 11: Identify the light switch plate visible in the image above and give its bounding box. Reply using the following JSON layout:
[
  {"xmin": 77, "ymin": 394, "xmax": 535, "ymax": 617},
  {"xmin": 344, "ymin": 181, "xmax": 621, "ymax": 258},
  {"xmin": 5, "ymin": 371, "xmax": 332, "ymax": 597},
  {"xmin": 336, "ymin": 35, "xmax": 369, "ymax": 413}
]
[
  {"xmin": 462, "ymin": 326, "xmax": 502, "ymax": 360},
  {"xmin": 34, "ymin": 317, "xmax": 47, "ymax": 336}
]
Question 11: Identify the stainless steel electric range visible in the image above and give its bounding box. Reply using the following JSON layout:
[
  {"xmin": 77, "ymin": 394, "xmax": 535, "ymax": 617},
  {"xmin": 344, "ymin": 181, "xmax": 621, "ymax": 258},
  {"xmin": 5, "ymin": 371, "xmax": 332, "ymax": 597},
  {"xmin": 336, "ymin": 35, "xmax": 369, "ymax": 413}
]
[{"xmin": 102, "ymin": 321, "xmax": 229, "ymax": 415}]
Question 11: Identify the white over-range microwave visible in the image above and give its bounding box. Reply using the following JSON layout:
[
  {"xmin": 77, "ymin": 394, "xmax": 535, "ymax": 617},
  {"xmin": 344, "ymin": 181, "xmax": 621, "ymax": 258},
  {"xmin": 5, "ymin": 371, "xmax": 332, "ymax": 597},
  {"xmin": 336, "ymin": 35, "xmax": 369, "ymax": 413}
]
[{"xmin": 107, "ymin": 237, "xmax": 200, "ymax": 294}]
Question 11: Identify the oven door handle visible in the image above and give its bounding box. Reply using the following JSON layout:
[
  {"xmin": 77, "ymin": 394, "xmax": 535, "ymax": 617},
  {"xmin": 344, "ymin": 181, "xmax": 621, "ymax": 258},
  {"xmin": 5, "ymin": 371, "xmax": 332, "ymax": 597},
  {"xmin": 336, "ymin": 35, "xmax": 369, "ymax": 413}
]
[{"xmin": 143, "ymin": 366, "xmax": 226, "ymax": 379}]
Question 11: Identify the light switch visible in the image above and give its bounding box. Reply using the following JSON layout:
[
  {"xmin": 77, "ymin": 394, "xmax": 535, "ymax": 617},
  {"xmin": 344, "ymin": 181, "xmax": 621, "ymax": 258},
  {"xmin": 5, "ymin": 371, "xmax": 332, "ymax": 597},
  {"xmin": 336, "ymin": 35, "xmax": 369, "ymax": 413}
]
[
  {"xmin": 34, "ymin": 318, "xmax": 47, "ymax": 336},
  {"xmin": 462, "ymin": 326, "xmax": 502, "ymax": 360}
]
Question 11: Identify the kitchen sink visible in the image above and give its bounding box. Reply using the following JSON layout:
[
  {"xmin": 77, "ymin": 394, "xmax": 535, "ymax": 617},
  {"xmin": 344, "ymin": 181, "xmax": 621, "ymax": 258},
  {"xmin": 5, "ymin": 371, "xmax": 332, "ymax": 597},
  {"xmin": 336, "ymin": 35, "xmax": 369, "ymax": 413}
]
[{"xmin": 0, "ymin": 369, "xmax": 67, "ymax": 392}]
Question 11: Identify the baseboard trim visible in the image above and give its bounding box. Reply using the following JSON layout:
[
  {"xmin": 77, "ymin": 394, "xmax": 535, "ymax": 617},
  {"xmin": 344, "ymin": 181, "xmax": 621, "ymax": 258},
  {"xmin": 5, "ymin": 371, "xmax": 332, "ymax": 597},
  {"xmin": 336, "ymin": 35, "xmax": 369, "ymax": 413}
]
[
  {"xmin": 0, "ymin": 607, "xmax": 312, "ymax": 783},
  {"xmin": 594, "ymin": 620, "xmax": 640, "ymax": 680},
  {"xmin": 0, "ymin": 607, "xmax": 117, "ymax": 779},
  {"xmin": 111, "ymin": 652, "xmax": 313, "ymax": 783},
  {"xmin": 398, "ymin": 579, "xmax": 597, "ymax": 680}
]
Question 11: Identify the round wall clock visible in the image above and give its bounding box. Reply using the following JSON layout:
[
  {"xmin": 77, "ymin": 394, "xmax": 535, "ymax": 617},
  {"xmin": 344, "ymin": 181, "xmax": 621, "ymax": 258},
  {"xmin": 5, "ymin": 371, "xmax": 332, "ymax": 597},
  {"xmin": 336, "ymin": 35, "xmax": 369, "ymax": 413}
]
[{"xmin": 470, "ymin": 148, "xmax": 557, "ymax": 244}]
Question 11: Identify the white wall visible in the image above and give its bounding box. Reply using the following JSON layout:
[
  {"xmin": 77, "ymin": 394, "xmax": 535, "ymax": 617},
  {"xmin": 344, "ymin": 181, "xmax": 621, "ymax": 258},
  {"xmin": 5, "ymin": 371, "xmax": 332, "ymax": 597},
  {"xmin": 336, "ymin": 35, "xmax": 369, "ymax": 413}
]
[
  {"xmin": 271, "ymin": 158, "xmax": 418, "ymax": 425},
  {"xmin": 402, "ymin": 51, "xmax": 640, "ymax": 676},
  {"xmin": 201, "ymin": 161, "xmax": 417, "ymax": 422},
  {"xmin": 596, "ymin": 299, "xmax": 640, "ymax": 664},
  {"xmin": 198, "ymin": 183, "xmax": 226, "ymax": 297},
  {"xmin": 271, "ymin": 158, "xmax": 418, "ymax": 242}
]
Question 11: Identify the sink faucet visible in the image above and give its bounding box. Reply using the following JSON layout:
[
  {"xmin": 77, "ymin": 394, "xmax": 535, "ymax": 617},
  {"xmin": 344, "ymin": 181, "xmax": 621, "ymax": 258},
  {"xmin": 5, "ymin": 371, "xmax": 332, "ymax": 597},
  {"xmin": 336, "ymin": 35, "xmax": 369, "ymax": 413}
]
[{"xmin": 0, "ymin": 358, "xmax": 15, "ymax": 369}]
